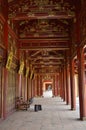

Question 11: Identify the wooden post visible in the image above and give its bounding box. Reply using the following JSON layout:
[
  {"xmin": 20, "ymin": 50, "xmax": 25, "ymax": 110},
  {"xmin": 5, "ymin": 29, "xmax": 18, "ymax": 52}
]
[
  {"xmin": 77, "ymin": 47, "xmax": 86, "ymax": 120},
  {"xmin": 70, "ymin": 59, "xmax": 76, "ymax": 110},
  {"xmin": 66, "ymin": 65, "xmax": 71, "ymax": 105}
]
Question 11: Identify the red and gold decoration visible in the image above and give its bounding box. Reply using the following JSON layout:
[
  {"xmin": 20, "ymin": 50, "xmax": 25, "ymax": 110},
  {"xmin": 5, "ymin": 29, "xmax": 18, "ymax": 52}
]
[
  {"xmin": 6, "ymin": 50, "xmax": 13, "ymax": 70},
  {"xmin": 18, "ymin": 60, "xmax": 24, "ymax": 75}
]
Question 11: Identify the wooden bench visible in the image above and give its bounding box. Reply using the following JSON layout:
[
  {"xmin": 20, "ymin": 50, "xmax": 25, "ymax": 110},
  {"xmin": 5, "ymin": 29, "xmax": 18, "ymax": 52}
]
[{"xmin": 16, "ymin": 97, "xmax": 30, "ymax": 110}]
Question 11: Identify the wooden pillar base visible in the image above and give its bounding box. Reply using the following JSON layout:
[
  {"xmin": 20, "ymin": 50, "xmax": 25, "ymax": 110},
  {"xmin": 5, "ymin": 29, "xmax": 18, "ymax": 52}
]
[
  {"xmin": 80, "ymin": 117, "xmax": 86, "ymax": 121},
  {"xmin": 71, "ymin": 108, "xmax": 76, "ymax": 111},
  {"xmin": 66, "ymin": 102, "xmax": 70, "ymax": 105}
]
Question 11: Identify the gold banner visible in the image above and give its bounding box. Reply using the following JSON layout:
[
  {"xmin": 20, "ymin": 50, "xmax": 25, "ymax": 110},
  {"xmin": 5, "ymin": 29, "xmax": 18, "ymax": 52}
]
[
  {"xmin": 18, "ymin": 61, "xmax": 24, "ymax": 74},
  {"xmin": 6, "ymin": 51, "xmax": 13, "ymax": 70}
]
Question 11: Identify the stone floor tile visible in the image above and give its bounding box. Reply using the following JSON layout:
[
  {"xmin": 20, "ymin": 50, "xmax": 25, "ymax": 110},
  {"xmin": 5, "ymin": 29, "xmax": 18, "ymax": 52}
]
[{"xmin": 0, "ymin": 97, "xmax": 86, "ymax": 130}]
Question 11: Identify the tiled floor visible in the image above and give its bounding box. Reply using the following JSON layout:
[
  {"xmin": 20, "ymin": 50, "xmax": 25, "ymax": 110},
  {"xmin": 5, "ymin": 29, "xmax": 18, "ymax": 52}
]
[{"xmin": 0, "ymin": 97, "xmax": 86, "ymax": 130}]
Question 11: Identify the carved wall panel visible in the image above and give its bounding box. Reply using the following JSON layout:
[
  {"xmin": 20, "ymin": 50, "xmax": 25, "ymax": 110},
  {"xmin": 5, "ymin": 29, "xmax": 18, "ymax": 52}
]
[{"xmin": 6, "ymin": 71, "xmax": 16, "ymax": 114}]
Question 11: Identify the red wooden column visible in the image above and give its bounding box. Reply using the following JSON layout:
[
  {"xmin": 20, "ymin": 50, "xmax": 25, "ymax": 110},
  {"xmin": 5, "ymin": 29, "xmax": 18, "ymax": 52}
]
[
  {"xmin": 70, "ymin": 58, "xmax": 76, "ymax": 110},
  {"xmin": 39, "ymin": 75, "xmax": 41, "ymax": 96},
  {"xmin": 31, "ymin": 79, "xmax": 33, "ymax": 98},
  {"xmin": 67, "ymin": 65, "xmax": 71, "ymax": 104},
  {"xmin": 59, "ymin": 69, "xmax": 63, "ymax": 99},
  {"xmin": 33, "ymin": 76, "xmax": 36, "ymax": 97},
  {"xmin": 21, "ymin": 75, "xmax": 25, "ymax": 98},
  {"xmin": 32, "ymin": 78, "xmax": 35, "ymax": 97},
  {"xmin": 16, "ymin": 74, "xmax": 22, "ymax": 97},
  {"xmin": 25, "ymin": 78, "xmax": 28, "ymax": 101},
  {"xmin": 40, "ymin": 75, "xmax": 42, "ymax": 96},
  {"xmin": 32, "ymin": 79, "xmax": 35, "ymax": 97},
  {"xmin": 30, "ymin": 78, "xmax": 33, "ymax": 98},
  {"xmin": 38, "ymin": 75, "xmax": 40, "ymax": 96},
  {"xmin": 30, "ymin": 79, "xmax": 32, "ymax": 98},
  {"xmin": 66, "ymin": 64, "xmax": 71, "ymax": 105},
  {"xmin": 63, "ymin": 66, "xmax": 67, "ymax": 102},
  {"xmin": 77, "ymin": 47, "xmax": 86, "ymax": 120},
  {"xmin": 27, "ymin": 78, "xmax": 29, "ymax": 100},
  {"xmin": 37, "ymin": 75, "xmax": 39, "ymax": 96},
  {"xmin": 55, "ymin": 74, "xmax": 59, "ymax": 96},
  {"xmin": 59, "ymin": 70, "xmax": 62, "ymax": 98},
  {"xmin": 55, "ymin": 74, "xmax": 57, "ymax": 96},
  {"xmin": 35, "ymin": 74, "xmax": 37, "ymax": 97},
  {"xmin": 61, "ymin": 68, "xmax": 65, "ymax": 100},
  {"xmin": 27, "ymin": 78, "xmax": 31, "ymax": 99},
  {"xmin": 53, "ymin": 75, "xmax": 55, "ymax": 97}
]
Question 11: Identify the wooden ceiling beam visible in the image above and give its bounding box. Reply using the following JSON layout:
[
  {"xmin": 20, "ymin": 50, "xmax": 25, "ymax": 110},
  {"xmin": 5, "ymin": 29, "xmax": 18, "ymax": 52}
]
[
  {"xmin": 30, "ymin": 50, "xmax": 41, "ymax": 57},
  {"xmin": 19, "ymin": 38, "xmax": 69, "ymax": 42},
  {"xmin": 19, "ymin": 47, "xmax": 69, "ymax": 51},
  {"xmin": 34, "ymin": 66, "xmax": 59, "ymax": 68},
  {"xmin": 10, "ymin": 14, "xmax": 74, "ymax": 21},
  {"xmin": 32, "ymin": 61, "xmax": 62, "ymax": 65},
  {"xmin": 29, "ymin": 56, "xmax": 64, "ymax": 60}
]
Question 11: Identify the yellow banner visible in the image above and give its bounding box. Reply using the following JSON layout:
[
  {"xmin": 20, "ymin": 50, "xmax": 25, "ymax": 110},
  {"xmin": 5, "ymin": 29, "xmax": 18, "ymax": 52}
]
[
  {"xmin": 18, "ymin": 61, "xmax": 24, "ymax": 74},
  {"xmin": 6, "ymin": 51, "xmax": 13, "ymax": 70}
]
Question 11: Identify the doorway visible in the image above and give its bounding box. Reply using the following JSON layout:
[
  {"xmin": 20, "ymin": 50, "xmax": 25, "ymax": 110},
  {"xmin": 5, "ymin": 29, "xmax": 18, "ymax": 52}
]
[{"xmin": 43, "ymin": 81, "xmax": 53, "ymax": 98}]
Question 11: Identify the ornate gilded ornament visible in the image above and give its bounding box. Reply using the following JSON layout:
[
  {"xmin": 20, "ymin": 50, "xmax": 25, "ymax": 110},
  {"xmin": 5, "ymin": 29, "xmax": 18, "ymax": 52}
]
[{"xmin": 8, "ymin": 0, "xmax": 75, "ymax": 19}]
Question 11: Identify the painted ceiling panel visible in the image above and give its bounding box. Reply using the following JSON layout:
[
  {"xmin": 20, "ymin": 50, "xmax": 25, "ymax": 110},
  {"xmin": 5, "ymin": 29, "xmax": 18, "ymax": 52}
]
[
  {"xmin": 8, "ymin": 0, "xmax": 77, "ymax": 73},
  {"xmin": 8, "ymin": 0, "xmax": 75, "ymax": 19},
  {"xmin": 18, "ymin": 19, "xmax": 69, "ymax": 39}
]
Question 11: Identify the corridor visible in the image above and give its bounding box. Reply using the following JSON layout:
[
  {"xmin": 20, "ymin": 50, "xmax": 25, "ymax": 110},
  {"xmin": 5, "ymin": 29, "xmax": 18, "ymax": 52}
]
[{"xmin": 0, "ymin": 97, "xmax": 86, "ymax": 130}]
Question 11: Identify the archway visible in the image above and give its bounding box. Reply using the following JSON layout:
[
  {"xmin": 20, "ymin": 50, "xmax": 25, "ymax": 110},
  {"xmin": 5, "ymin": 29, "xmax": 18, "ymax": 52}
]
[{"xmin": 43, "ymin": 81, "xmax": 53, "ymax": 98}]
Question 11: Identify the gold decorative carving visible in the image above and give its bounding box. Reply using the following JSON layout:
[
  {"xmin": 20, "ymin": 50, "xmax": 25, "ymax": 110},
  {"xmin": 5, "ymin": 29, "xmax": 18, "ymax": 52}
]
[
  {"xmin": 8, "ymin": 0, "xmax": 75, "ymax": 19},
  {"xmin": 43, "ymin": 75, "xmax": 52, "ymax": 80},
  {"xmin": 19, "ymin": 19, "xmax": 69, "ymax": 38}
]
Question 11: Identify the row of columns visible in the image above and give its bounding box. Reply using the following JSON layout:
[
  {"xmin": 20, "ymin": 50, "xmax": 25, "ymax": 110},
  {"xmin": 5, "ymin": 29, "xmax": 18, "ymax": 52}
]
[
  {"xmin": 35, "ymin": 74, "xmax": 60, "ymax": 97},
  {"xmin": 17, "ymin": 47, "xmax": 86, "ymax": 121},
  {"xmin": 59, "ymin": 47, "xmax": 86, "ymax": 120}
]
